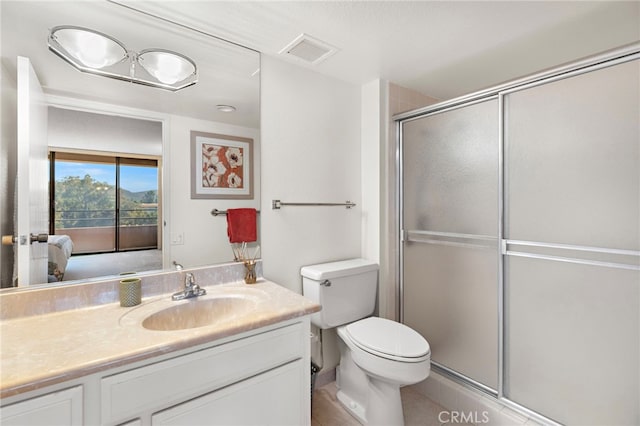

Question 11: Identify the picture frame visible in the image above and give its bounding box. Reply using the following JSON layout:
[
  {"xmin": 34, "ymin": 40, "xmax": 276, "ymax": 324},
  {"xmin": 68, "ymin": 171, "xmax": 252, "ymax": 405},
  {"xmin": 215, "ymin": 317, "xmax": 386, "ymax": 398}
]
[{"xmin": 190, "ymin": 131, "xmax": 254, "ymax": 199}]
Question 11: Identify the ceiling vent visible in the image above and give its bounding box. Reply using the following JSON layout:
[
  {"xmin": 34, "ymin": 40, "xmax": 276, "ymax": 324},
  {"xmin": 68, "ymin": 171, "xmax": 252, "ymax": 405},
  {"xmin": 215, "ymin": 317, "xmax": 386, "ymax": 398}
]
[{"xmin": 279, "ymin": 33, "xmax": 338, "ymax": 65}]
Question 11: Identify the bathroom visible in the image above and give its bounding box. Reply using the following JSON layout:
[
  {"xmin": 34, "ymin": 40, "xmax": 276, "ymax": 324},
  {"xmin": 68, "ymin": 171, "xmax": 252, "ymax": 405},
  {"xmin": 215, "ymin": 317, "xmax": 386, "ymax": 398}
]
[{"xmin": 1, "ymin": 1, "xmax": 639, "ymax": 425}]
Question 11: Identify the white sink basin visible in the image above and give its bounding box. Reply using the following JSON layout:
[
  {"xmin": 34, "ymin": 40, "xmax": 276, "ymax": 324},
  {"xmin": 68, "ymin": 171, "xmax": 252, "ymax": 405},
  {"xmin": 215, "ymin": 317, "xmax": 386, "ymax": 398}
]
[
  {"xmin": 141, "ymin": 295, "xmax": 258, "ymax": 331},
  {"xmin": 119, "ymin": 286, "xmax": 268, "ymax": 332}
]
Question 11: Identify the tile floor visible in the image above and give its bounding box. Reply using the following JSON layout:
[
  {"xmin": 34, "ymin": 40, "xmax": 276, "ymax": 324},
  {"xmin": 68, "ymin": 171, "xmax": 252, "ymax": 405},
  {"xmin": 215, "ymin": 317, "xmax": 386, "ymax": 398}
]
[{"xmin": 312, "ymin": 381, "xmax": 473, "ymax": 426}]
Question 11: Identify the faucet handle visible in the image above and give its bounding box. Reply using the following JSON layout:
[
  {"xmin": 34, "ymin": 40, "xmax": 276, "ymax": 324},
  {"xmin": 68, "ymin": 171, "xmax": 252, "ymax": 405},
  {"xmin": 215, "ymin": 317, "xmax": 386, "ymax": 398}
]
[
  {"xmin": 171, "ymin": 272, "xmax": 205, "ymax": 300},
  {"xmin": 185, "ymin": 272, "xmax": 195, "ymax": 287}
]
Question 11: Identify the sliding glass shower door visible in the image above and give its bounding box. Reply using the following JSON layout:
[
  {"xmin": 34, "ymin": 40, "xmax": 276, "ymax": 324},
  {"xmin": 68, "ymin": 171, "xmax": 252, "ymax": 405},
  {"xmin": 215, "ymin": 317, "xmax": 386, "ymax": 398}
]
[
  {"xmin": 503, "ymin": 59, "xmax": 639, "ymax": 425},
  {"xmin": 401, "ymin": 98, "xmax": 500, "ymax": 391},
  {"xmin": 399, "ymin": 52, "xmax": 639, "ymax": 424}
]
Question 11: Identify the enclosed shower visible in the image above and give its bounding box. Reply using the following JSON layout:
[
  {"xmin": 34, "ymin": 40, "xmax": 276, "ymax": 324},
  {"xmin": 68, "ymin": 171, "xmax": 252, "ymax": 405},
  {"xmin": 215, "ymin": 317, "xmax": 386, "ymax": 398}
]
[{"xmin": 396, "ymin": 43, "xmax": 639, "ymax": 425}]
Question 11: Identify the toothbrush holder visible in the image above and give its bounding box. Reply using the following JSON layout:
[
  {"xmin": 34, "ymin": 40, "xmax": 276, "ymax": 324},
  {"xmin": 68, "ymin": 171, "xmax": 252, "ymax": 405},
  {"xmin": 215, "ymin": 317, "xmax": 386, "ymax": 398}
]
[{"xmin": 119, "ymin": 277, "xmax": 142, "ymax": 307}]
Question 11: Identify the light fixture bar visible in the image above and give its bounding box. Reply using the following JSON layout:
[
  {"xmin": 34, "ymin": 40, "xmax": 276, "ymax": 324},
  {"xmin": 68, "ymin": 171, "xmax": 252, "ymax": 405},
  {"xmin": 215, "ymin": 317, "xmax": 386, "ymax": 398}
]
[{"xmin": 48, "ymin": 25, "xmax": 198, "ymax": 91}]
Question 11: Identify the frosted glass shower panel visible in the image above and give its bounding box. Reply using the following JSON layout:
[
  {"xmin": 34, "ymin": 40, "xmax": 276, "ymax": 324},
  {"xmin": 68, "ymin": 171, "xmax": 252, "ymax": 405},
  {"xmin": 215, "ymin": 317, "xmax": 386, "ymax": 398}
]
[
  {"xmin": 505, "ymin": 58, "xmax": 640, "ymax": 424},
  {"xmin": 404, "ymin": 243, "xmax": 498, "ymax": 389},
  {"xmin": 402, "ymin": 98, "xmax": 499, "ymax": 390},
  {"xmin": 506, "ymin": 257, "xmax": 639, "ymax": 425},
  {"xmin": 505, "ymin": 60, "xmax": 640, "ymax": 250},
  {"xmin": 402, "ymin": 99, "xmax": 499, "ymax": 235}
]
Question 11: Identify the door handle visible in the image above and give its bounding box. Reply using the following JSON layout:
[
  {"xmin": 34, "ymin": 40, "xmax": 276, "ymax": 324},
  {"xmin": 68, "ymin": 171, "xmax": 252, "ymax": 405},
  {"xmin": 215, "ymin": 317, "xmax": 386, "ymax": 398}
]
[
  {"xmin": 1, "ymin": 233, "xmax": 48, "ymax": 245},
  {"xmin": 30, "ymin": 233, "xmax": 49, "ymax": 244}
]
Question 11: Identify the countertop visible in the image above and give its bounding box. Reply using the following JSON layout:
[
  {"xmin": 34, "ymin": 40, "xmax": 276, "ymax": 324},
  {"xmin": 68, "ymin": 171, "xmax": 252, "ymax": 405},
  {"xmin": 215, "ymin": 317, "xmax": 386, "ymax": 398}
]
[{"xmin": 0, "ymin": 279, "xmax": 320, "ymax": 399}]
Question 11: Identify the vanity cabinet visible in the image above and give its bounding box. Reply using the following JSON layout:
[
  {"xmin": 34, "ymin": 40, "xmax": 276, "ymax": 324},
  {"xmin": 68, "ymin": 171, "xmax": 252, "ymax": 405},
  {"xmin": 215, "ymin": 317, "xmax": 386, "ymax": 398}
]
[
  {"xmin": 102, "ymin": 321, "xmax": 307, "ymax": 425},
  {"xmin": 1, "ymin": 319, "xmax": 310, "ymax": 426}
]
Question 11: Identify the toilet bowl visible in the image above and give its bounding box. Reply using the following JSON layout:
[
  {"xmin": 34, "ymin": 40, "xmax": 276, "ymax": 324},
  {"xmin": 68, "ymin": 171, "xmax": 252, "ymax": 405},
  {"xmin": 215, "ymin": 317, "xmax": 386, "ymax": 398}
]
[
  {"xmin": 301, "ymin": 259, "xmax": 431, "ymax": 426},
  {"xmin": 336, "ymin": 317, "xmax": 430, "ymax": 426}
]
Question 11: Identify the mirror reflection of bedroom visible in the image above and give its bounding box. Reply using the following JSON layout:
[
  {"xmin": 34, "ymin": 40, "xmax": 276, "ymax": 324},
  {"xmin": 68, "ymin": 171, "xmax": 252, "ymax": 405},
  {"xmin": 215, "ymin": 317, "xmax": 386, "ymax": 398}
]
[{"xmin": 47, "ymin": 107, "xmax": 162, "ymax": 282}]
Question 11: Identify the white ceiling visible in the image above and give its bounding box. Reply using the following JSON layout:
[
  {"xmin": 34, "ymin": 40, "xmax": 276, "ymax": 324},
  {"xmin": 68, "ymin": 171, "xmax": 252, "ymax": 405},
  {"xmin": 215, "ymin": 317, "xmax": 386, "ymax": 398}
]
[{"xmin": 123, "ymin": 0, "xmax": 640, "ymax": 101}]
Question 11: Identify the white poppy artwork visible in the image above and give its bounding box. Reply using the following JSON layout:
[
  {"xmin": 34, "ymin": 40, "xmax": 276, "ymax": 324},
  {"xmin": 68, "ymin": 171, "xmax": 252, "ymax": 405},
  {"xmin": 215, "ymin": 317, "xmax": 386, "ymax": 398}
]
[{"xmin": 191, "ymin": 131, "xmax": 253, "ymax": 199}]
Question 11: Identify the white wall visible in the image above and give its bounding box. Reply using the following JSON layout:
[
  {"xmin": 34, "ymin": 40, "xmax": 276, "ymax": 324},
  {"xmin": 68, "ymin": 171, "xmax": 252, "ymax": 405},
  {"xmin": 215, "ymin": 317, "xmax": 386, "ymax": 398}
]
[
  {"xmin": 360, "ymin": 80, "xmax": 381, "ymax": 265},
  {"xmin": 260, "ymin": 55, "xmax": 362, "ymax": 295},
  {"xmin": 260, "ymin": 56, "xmax": 362, "ymax": 372},
  {"xmin": 166, "ymin": 115, "xmax": 260, "ymax": 269},
  {"xmin": 48, "ymin": 108, "xmax": 162, "ymax": 156}
]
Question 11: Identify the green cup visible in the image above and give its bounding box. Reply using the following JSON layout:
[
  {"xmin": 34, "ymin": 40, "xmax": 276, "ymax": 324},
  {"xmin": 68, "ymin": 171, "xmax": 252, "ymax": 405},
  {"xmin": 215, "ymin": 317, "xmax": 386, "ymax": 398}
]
[{"xmin": 120, "ymin": 277, "xmax": 141, "ymax": 307}]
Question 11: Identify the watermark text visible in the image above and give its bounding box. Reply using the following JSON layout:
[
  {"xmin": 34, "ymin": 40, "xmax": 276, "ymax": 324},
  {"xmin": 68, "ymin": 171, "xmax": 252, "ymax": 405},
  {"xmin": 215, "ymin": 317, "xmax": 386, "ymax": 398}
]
[{"xmin": 439, "ymin": 410, "xmax": 490, "ymax": 424}]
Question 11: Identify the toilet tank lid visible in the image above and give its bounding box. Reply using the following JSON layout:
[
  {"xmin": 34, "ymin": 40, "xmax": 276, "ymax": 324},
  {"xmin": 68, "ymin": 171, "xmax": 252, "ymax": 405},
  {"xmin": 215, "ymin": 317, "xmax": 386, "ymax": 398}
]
[{"xmin": 300, "ymin": 258, "xmax": 378, "ymax": 280}]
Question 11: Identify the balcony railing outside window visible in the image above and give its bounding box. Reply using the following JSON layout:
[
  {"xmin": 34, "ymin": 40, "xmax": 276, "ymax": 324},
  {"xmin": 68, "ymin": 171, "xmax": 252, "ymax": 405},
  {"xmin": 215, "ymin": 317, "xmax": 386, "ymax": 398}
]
[{"xmin": 54, "ymin": 208, "xmax": 158, "ymax": 253}]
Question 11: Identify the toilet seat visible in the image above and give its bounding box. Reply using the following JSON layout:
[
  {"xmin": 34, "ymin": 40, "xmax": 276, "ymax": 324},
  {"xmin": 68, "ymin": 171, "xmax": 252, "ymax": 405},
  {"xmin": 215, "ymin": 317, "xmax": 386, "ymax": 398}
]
[{"xmin": 344, "ymin": 317, "xmax": 430, "ymax": 363}]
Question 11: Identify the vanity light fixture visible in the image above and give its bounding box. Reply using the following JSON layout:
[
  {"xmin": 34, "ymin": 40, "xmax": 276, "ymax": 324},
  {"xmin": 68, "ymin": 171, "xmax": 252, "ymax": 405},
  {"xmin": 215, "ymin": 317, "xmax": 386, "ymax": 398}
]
[{"xmin": 48, "ymin": 26, "xmax": 197, "ymax": 91}]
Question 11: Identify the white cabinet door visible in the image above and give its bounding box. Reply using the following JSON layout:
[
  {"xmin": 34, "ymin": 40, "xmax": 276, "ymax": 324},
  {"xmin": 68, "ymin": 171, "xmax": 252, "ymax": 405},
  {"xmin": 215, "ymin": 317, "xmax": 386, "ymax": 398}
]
[
  {"xmin": 0, "ymin": 386, "xmax": 82, "ymax": 426},
  {"xmin": 152, "ymin": 360, "xmax": 305, "ymax": 426}
]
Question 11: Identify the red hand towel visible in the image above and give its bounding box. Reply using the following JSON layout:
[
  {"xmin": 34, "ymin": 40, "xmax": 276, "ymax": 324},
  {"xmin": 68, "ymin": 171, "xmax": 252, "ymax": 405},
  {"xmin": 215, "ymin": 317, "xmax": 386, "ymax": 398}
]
[{"xmin": 226, "ymin": 208, "xmax": 257, "ymax": 243}]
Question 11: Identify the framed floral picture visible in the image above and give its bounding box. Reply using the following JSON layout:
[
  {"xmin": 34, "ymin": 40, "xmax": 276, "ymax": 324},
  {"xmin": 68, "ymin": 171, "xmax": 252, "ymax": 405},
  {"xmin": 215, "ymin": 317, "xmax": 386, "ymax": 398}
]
[{"xmin": 190, "ymin": 131, "xmax": 254, "ymax": 199}]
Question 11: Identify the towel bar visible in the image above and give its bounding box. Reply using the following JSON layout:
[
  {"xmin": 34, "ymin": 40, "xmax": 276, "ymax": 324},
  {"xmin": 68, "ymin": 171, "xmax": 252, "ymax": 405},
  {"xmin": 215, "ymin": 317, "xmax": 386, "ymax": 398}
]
[
  {"xmin": 211, "ymin": 209, "xmax": 261, "ymax": 216},
  {"xmin": 271, "ymin": 200, "xmax": 356, "ymax": 209}
]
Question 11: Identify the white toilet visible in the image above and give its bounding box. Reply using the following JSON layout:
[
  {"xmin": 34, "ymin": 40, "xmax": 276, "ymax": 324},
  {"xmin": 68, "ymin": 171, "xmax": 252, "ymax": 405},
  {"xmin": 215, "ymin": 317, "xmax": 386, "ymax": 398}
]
[{"xmin": 301, "ymin": 258, "xmax": 430, "ymax": 426}]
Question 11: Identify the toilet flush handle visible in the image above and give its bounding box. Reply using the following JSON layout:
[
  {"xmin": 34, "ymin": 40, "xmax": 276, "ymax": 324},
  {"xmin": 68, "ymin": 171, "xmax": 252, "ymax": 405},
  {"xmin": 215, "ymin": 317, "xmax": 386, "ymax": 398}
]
[{"xmin": 321, "ymin": 279, "xmax": 332, "ymax": 287}]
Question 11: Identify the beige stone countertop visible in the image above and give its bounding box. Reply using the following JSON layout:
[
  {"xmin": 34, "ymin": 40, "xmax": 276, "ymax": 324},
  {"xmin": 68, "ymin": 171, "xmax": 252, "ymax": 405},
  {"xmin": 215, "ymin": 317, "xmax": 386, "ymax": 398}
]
[{"xmin": 0, "ymin": 279, "xmax": 320, "ymax": 399}]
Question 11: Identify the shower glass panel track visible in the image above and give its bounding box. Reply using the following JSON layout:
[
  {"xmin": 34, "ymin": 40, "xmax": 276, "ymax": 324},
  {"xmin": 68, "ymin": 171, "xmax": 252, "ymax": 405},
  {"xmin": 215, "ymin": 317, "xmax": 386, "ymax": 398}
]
[{"xmin": 397, "ymin": 44, "xmax": 640, "ymax": 425}]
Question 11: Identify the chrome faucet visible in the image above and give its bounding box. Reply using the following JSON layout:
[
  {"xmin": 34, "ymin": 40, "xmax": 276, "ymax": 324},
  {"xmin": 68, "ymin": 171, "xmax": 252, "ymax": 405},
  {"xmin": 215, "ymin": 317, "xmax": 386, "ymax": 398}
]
[{"xmin": 172, "ymin": 272, "xmax": 207, "ymax": 301}]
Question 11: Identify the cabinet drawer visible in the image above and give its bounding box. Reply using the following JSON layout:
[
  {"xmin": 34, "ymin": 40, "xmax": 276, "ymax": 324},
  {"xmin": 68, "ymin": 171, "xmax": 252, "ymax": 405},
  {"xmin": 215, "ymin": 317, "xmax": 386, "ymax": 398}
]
[
  {"xmin": 102, "ymin": 322, "xmax": 304, "ymax": 424},
  {"xmin": 151, "ymin": 360, "xmax": 304, "ymax": 426}
]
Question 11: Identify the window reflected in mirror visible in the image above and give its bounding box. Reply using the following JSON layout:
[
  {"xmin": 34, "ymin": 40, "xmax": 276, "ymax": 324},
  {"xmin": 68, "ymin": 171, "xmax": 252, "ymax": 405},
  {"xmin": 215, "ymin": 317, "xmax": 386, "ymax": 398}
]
[{"xmin": 49, "ymin": 151, "xmax": 162, "ymax": 281}]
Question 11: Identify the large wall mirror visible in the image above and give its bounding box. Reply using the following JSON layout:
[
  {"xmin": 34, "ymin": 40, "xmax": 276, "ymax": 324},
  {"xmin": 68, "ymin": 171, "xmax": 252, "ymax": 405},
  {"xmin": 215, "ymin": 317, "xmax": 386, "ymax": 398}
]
[{"xmin": 0, "ymin": 1, "xmax": 261, "ymax": 288}]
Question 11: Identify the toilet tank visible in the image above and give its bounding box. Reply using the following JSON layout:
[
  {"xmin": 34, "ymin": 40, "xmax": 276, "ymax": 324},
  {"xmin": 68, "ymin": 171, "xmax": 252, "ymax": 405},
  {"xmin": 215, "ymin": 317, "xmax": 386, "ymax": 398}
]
[{"xmin": 301, "ymin": 258, "xmax": 378, "ymax": 329}]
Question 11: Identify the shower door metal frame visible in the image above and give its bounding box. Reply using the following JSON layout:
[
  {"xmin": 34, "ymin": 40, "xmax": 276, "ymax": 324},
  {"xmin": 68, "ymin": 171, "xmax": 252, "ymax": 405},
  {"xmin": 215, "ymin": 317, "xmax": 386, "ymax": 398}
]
[{"xmin": 395, "ymin": 41, "xmax": 640, "ymax": 425}]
